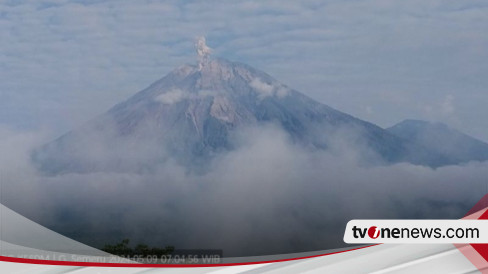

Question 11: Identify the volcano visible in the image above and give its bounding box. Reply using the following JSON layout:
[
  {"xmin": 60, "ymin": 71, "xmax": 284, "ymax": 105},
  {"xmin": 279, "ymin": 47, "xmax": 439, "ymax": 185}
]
[{"xmin": 33, "ymin": 38, "xmax": 485, "ymax": 174}]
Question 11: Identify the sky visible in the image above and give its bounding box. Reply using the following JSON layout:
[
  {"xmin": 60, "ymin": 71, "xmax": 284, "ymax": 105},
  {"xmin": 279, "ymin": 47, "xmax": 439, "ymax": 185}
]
[{"xmin": 1, "ymin": 0, "xmax": 488, "ymax": 141}]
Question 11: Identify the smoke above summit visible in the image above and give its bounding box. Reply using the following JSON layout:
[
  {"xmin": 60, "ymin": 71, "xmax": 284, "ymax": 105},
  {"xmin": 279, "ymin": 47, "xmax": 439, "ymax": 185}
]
[{"xmin": 195, "ymin": 36, "xmax": 212, "ymax": 70}]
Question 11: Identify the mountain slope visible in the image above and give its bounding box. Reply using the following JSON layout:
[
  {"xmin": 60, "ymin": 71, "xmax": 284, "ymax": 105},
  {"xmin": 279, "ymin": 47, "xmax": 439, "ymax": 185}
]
[
  {"xmin": 33, "ymin": 58, "xmax": 451, "ymax": 174},
  {"xmin": 387, "ymin": 119, "xmax": 488, "ymax": 165}
]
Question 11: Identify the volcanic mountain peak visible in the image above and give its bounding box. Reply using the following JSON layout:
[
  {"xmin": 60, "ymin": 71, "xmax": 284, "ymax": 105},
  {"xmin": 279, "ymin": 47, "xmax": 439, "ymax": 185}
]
[
  {"xmin": 33, "ymin": 42, "xmax": 488, "ymax": 174},
  {"xmin": 387, "ymin": 119, "xmax": 488, "ymax": 164}
]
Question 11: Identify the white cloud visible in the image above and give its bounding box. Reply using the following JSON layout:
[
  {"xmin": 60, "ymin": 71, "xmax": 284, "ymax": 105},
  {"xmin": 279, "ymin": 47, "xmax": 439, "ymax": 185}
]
[
  {"xmin": 275, "ymin": 86, "xmax": 290, "ymax": 98},
  {"xmin": 1, "ymin": 124, "xmax": 487, "ymax": 256},
  {"xmin": 155, "ymin": 89, "xmax": 189, "ymax": 104},
  {"xmin": 250, "ymin": 78, "xmax": 274, "ymax": 98},
  {"xmin": 154, "ymin": 88, "xmax": 220, "ymax": 105},
  {"xmin": 249, "ymin": 78, "xmax": 289, "ymax": 99}
]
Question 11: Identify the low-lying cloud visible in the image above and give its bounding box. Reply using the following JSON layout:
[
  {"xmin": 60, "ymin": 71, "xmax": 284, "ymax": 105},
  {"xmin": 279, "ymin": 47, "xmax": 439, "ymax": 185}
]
[
  {"xmin": 155, "ymin": 88, "xmax": 189, "ymax": 105},
  {"xmin": 1, "ymin": 124, "xmax": 487, "ymax": 257},
  {"xmin": 249, "ymin": 78, "xmax": 289, "ymax": 99}
]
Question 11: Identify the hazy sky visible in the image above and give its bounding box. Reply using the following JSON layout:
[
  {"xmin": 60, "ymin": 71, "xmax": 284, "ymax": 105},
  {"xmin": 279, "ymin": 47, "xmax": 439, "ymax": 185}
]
[{"xmin": 1, "ymin": 0, "xmax": 487, "ymax": 141}]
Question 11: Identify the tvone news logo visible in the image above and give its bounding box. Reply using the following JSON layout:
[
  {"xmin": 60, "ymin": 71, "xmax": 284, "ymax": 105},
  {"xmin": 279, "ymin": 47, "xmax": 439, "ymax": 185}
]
[
  {"xmin": 351, "ymin": 225, "xmax": 478, "ymax": 239},
  {"xmin": 346, "ymin": 220, "xmax": 482, "ymax": 243}
]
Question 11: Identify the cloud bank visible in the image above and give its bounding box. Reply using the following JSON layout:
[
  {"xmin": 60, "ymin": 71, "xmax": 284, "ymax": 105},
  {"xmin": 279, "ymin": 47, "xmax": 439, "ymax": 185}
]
[{"xmin": 1, "ymin": 124, "xmax": 486, "ymax": 257}]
